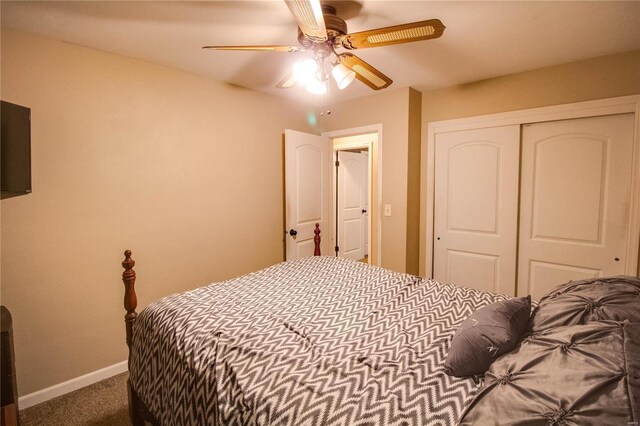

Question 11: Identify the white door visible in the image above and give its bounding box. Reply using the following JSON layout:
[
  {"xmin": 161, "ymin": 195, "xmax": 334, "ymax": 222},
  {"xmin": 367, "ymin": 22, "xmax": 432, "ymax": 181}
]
[
  {"xmin": 517, "ymin": 114, "xmax": 635, "ymax": 300},
  {"xmin": 433, "ymin": 125, "xmax": 520, "ymax": 295},
  {"xmin": 363, "ymin": 151, "xmax": 369, "ymax": 257},
  {"xmin": 337, "ymin": 151, "xmax": 367, "ymax": 261},
  {"xmin": 285, "ymin": 129, "xmax": 331, "ymax": 259}
]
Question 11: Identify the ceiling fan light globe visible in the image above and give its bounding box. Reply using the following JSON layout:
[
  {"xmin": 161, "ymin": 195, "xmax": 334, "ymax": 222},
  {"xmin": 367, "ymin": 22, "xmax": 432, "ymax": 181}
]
[
  {"xmin": 305, "ymin": 78, "xmax": 327, "ymax": 95},
  {"xmin": 293, "ymin": 58, "xmax": 318, "ymax": 84},
  {"xmin": 332, "ymin": 63, "xmax": 356, "ymax": 90}
]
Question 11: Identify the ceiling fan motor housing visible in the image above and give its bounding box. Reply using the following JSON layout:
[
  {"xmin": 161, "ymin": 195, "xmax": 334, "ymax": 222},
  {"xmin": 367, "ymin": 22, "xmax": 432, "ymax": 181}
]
[{"xmin": 322, "ymin": 5, "xmax": 348, "ymax": 38}]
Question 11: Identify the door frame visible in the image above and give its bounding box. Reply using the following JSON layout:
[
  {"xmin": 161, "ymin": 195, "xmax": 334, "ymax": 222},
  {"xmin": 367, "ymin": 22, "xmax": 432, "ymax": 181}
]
[
  {"xmin": 323, "ymin": 125, "xmax": 383, "ymax": 266},
  {"xmin": 424, "ymin": 94, "xmax": 640, "ymax": 279}
]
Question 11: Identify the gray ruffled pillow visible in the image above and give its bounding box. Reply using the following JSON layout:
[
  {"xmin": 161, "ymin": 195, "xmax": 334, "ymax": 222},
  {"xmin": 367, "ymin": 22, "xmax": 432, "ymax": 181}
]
[
  {"xmin": 530, "ymin": 275, "xmax": 640, "ymax": 332},
  {"xmin": 459, "ymin": 320, "xmax": 639, "ymax": 425},
  {"xmin": 444, "ymin": 295, "xmax": 531, "ymax": 377}
]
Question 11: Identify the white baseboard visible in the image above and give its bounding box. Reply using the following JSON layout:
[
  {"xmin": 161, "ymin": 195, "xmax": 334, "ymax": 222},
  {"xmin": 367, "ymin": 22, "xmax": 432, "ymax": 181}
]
[{"xmin": 18, "ymin": 360, "xmax": 128, "ymax": 410}]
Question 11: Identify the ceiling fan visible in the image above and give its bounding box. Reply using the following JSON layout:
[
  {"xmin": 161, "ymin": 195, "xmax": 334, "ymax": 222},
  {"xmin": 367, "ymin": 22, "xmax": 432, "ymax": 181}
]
[{"xmin": 203, "ymin": 0, "xmax": 445, "ymax": 94}]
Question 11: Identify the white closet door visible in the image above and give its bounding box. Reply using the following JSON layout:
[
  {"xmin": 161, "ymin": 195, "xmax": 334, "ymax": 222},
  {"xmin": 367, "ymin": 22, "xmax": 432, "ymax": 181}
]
[
  {"xmin": 434, "ymin": 125, "xmax": 520, "ymax": 295},
  {"xmin": 518, "ymin": 114, "xmax": 635, "ymax": 300}
]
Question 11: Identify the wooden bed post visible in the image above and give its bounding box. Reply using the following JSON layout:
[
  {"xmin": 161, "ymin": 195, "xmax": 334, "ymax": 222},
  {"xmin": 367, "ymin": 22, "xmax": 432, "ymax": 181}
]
[
  {"xmin": 314, "ymin": 223, "xmax": 321, "ymax": 256},
  {"xmin": 121, "ymin": 250, "xmax": 153, "ymax": 426},
  {"xmin": 121, "ymin": 250, "xmax": 138, "ymax": 360}
]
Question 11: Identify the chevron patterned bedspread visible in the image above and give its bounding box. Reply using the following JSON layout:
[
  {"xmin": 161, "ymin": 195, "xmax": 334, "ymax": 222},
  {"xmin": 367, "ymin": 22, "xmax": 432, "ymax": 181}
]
[{"xmin": 129, "ymin": 256, "xmax": 508, "ymax": 425}]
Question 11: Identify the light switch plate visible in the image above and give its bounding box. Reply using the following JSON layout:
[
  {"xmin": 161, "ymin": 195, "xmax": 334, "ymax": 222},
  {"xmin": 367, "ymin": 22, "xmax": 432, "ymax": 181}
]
[{"xmin": 384, "ymin": 204, "xmax": 391, "ymax": 216}]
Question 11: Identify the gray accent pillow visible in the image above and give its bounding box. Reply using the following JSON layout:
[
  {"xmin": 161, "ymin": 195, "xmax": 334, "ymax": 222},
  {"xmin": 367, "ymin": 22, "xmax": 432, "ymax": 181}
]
[{"xmin": 444, "ymin": 295, "xmax": 531, "ymax": 377}]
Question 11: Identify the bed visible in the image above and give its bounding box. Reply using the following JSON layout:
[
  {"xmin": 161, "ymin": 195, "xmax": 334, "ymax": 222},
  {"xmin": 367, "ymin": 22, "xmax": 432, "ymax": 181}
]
[{"xmin": 119, "ymin": 225, "xmax": 639, "ymax": 425}]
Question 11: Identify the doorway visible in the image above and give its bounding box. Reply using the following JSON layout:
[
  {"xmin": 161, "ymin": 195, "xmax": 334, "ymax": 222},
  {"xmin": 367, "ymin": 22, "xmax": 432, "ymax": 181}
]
[
  {"xmin": 329, "ymin": 131, "xmax": 379, "ymax": 264},
  {"xmin": 283, "ymin": 126, "xmax": 381, "ymax": 264}
]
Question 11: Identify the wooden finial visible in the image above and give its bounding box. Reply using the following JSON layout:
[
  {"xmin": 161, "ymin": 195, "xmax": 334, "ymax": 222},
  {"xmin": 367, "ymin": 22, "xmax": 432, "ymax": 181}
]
[
  {"xmin": 122, "ymin": 250, "xmax": 134, "ymax": 271},
  {"xmin": 122, "ymin": 250, "xmax": 138, "ymax": 351},
  {"xmin": 314, "ymin": 223, "xmax": 321, "ymax": 256}
]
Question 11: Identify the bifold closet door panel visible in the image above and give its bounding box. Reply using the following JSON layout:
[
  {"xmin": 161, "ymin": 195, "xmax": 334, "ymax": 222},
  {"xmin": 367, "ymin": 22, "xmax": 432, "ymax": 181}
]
[
  {"xmin": 517, "ymin": 113, "xmax": 635, "ymax": 301},
  {"xmin": 433, "ymin": 125, "xmax": 520, "ymax": 296}
]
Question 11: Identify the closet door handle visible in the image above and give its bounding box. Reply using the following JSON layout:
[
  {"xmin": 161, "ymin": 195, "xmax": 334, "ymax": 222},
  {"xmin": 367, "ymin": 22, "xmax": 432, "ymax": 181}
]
[{"xmin": 289, "ymin": 229, "xmax": 298, "ymax": 237}]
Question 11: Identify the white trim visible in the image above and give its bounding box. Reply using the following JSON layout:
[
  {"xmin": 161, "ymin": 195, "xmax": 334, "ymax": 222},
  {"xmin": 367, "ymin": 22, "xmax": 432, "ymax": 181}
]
[
  {"xmin": 323, "ymin": 124, "xmax": 383, "ymax": 266},
  {"xmin": 18, "ymin": 360, "xmax": 128, "ymax": 409},
  {"xmin": 428, "ymin": 95, "xmax": 640, "ymax": 134},
  {"xmin": 425, "ymin": 94, "xmax": 640, "ymax": 279}
]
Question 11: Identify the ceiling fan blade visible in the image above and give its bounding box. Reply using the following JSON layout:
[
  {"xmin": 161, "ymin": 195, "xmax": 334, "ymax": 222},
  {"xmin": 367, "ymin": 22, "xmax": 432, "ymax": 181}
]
[
  {"xmin": 338, "ymin": 53, "xmax": 392, "ymax": 90},
  {"xmin": 337, "ymin": 19, "xmax": 445, "ymax": 50},
  {"xmin": 202, "ymin": 45, "xmax": 303, "ymax": 52},
  {"xmin": 284, "ymin": 0, "xmax": 328, "ymax": 42},
  {"xmin": 276, "ymin": 72, "xmax": 298, "ymax": 89}
]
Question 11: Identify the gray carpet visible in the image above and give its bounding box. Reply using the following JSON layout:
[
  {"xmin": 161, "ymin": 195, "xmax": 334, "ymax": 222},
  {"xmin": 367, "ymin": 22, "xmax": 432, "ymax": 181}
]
[{"xmin": 19, "ymin": 372, "xmax": 131, "ymax": 426}]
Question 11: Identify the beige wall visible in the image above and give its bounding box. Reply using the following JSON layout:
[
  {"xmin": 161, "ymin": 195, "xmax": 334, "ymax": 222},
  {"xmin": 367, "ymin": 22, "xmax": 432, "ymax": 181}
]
[
  {"xmin": 321, "ymin": 87, "xmax": 420, "ymax": 273},
  {"xmin": 419, "ymin": 50, "xmax": 640, "ymax": 276},
  {"xmin": 0, "ymin": 30, "xmax": 312, "ymax": 396},
  {"xmin": 406, "ymin": 89, "xmax": 422, "ymax": 275}
]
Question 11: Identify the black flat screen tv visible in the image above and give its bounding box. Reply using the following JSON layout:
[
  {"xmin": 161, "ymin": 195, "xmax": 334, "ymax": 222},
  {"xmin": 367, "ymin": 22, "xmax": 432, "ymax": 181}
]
[{"xmin": 1, "ymin": 101, "xmax": 32, "ymax": 199}]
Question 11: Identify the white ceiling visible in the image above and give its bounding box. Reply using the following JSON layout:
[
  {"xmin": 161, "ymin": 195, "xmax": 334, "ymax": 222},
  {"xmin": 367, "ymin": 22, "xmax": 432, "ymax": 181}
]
[{"xmin": 2, "ymin": 1, "xmax": 639, "ymax": 104}]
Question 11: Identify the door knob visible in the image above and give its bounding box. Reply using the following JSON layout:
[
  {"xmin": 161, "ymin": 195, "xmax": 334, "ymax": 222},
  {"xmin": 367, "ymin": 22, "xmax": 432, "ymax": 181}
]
[
  {"xmin": 289, "ymin": 229, "xmax": 298, "ymax": 237},
  {"xmin": 362, "ymin": 209, "xmax": 367, "ymax": 214}
]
